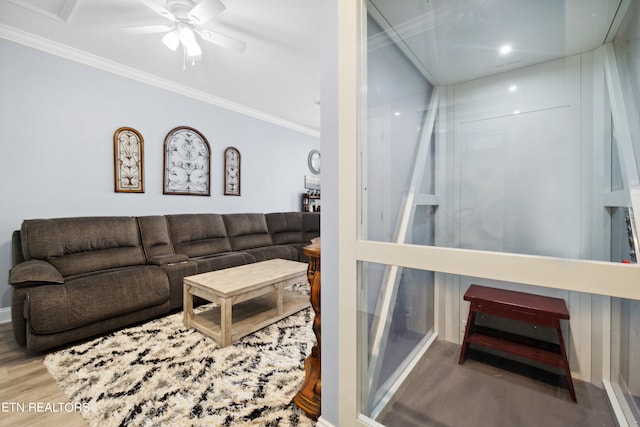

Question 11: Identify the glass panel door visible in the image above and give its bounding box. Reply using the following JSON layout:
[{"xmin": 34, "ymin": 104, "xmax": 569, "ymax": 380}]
[
  {"xmin": 360, "ymin": 14, "xmax": 438, "ymax": 416},
  {"xmin": 608, "ymin": 3, "xmax": 640, "ymax": 420},
  {"xmin": 352, "ymin": 1, "xmax": 640, "ymax": 426}
]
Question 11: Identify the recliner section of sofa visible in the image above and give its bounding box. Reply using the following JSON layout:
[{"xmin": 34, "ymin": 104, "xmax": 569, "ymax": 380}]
[
  {"xmin": 8, "ymin": 212, "xmax": 319, "ymax": 353},
  {"xmin": 165, "ymin": 214, "xmax": 254, "ymax": 273},
  {"xmin": 11, "ymin": 216, "xmax": 171, "ymax": 352},
  {"xmin": 266, "ymin": 212, "xmax": 316, "ymax": 262},
  {"xmin": 223, "ymin": 213, "xmax": 299, "ymax": 262}
]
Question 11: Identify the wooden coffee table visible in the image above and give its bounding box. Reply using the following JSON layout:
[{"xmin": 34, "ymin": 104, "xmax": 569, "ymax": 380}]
[{"xmin": 183, "ymin": 258, "xmax": 310, "ymax": 347}]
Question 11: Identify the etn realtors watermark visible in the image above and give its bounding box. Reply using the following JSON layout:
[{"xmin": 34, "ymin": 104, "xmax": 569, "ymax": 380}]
[{"xmin": 1, "ymin": 401, "xmax": 89, "ymax": 413}]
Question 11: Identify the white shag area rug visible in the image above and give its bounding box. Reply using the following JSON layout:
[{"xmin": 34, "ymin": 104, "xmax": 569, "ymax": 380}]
[{"xmin": 44, "ymin": 298, "xmax": 316, "ymax": 427}]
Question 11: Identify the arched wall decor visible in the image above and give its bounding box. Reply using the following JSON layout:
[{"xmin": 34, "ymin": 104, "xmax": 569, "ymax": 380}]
[
  {"xmin": 114, "ymin": 127, "xmax": 144, "ymax": 193},
  {"xmin": 224, "ymin": 146, "xmax": 241, "ymax": 196},
  {"xmin": 163, "ymin": 126, "xmax": 211, "ymax": 196}
]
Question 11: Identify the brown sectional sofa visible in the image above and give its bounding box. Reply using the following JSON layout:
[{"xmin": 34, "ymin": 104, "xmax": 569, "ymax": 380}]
[{"xmin": 8, "ymin": 212, "xmax": 319, "ymax": 353}]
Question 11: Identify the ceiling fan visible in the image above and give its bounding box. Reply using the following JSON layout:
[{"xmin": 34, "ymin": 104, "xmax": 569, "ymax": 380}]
[{"xmin": 124, "ymin": 0, "xmax": 246, "ymax": 63}]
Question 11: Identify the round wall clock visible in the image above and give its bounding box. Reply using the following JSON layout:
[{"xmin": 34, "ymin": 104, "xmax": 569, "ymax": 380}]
[{"xmin": 308, "ymin": 149, "xmax": 320, "ymax": 175}]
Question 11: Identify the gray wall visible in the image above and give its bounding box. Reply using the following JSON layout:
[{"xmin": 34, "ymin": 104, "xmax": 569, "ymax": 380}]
[{"xmin": 0, "ymin": 38, "xmax": 319, "ymax": 310}]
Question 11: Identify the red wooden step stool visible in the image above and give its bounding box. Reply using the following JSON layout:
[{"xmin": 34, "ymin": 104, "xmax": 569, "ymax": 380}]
[{"xmin": 459, "ymin": 284, "xmax": 576, "ymax": 402}]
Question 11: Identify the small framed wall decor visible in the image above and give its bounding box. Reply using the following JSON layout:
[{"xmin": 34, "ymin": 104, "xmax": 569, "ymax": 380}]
[
  {"xmin": 163, "ymin": 126, "xmax": 211, "ymax": 196},
  {"xmin": 224, "ymin": 146, "xmax": 241, "ymax": 196},
  {"xmin": 114, "ymin": 127, "xmax": 144, "ymax": 193}
]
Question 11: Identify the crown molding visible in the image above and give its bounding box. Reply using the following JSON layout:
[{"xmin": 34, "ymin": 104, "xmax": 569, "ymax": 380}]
[{"xmin": 0, "ymin": 24, "xmax": 320, "ymax": 138}]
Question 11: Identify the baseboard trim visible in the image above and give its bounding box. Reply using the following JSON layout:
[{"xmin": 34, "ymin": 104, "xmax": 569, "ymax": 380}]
[
  {"xmin": 316, "ymin": 416, "xmax": 334, "ymax": 427},
  {"xmin": 0, "ymin": 307, "xmax": 11, "ymax": 324}
]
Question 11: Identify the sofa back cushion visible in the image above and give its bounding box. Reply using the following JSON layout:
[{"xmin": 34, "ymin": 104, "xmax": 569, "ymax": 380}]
[
  {"xmin": 265, "ymin": 212, "xmax": 304, "ymax": 245},
  {"xmin": 21, "ymin": 217, "xmax": 145, "ymax": 277},
  {"xmin": 137, "ymin": 215, "xmax": 174, "ymax": 259},
  {"xmin": 223, "ymin": 213, "xmax": 273, "ymax": 250},
  {"xmin": 302, "ymin": 212, "xmax": 321, "ymax": 243},
  {"xmin": 12, "ymin": 230, "xmax": 25, "ymax": 266},
  {"xmin": 166, "ymin": 214, "xmax": 232, "ymax": 257}
]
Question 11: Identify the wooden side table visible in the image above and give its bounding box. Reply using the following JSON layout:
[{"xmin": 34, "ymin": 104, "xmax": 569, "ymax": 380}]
[
  {"xmin": 459, "ymin": 284, "xmax": 576, "ymax": 402},
  {"xmin": 293, "ymin": 238, "xmax": 321, "ymax": 419}
]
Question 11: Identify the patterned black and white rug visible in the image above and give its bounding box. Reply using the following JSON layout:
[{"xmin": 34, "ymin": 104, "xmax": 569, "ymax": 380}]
[{"xmin": 44, "ymin": 298, "xmax": 316, "ymax": 427}]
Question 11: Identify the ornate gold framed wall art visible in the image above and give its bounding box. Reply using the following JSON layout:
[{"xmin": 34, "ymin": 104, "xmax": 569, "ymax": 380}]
[
  {"xmin": 224, "ymin": 146, "xmax": 241, "ymax": 196},
  {"xmin": 113, "ymin": 127, "xmax": 144, "ymax": 193},
  {"xmin": 163, "ymin": 126, "xmax": 211, "ymax": 196}
]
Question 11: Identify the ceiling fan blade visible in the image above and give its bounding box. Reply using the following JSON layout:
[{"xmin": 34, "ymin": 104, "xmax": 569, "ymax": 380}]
[
  {"xmin": 188, "ymin": 0, "xmax": 226, "ymax": 25},
  {"xmin": 197, "ymin": 29, "xmax": 246, "ymax": 52},
  {"xmin": 138, "ymin": 0, "xmax": 176, "ymax": 22},
  {"xmin": 122, "ymin": 24, "xmax": 174, "ymax": 34}
]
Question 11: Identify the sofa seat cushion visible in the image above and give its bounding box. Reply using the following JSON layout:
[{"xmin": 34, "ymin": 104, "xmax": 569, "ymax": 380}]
[
  {"xmin": 25, "ymin": 266, "xmax": 169, "ymax": 335},
  {"xmin": 242, "ymin": 245, "xmax": 299, "ymax": 262},
  {"xmin": 192, "ymin": 252, "xmax": 255, "ymax": 274}
]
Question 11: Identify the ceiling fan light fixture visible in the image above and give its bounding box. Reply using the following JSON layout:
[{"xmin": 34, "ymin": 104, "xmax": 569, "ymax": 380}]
[
  {"xmin": 177, "ymin": 24, "xmax": 202, "ymax": 57},
  {"xmin": 162, "ymin": 29, "xmax": 180, "ymax": 51},
  {"xmin": 178, "ymin": 25, "xmax": 196, "ymax": 45},
  {"xmin": 185, "ymin": 39, "xmax": 202, "ymax": 57},
  {"xmin": 130, "ymin": 0, "xmax": 245, "ymax": 66}
]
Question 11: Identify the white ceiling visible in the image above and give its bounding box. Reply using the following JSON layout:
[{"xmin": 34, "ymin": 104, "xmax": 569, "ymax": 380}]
[
  {"xmin": 0, "ymin": 0, "xmax": 635, "ymax": 136},
  {"xmin": 0, "ymin": 0, "xmax": 322, "ymax": 135},
  {"xmin": 369, "ymin": 0, "xmax": 626, "ymax": 86}
]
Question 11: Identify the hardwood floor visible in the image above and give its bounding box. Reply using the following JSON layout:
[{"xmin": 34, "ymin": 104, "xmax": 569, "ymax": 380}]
[
  {"xmin": 0, "ymin": 319, "xmax": 620, "ymax": 427},
  {"xmin": 0, "ymin": 323, "xmax": 86, "ymax": 426}
]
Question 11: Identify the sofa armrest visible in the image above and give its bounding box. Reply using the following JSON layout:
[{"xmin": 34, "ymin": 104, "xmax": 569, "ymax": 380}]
[
  {"xmin": 148, "ymin": 254, "xmax": 190, "ymax": 266},
  {"xmin": 9, "ymin": 260, "xmax": 64, "ymax": 288}
]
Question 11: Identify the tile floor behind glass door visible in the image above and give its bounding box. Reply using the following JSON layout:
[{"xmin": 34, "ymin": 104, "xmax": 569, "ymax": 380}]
[{"xmin": 377, "ymin": 341, "xmax": 616, "ymax": 427}]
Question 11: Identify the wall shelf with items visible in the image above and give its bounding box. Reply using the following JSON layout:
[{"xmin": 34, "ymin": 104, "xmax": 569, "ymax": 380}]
[
  {"xmin": 303, "ymin": 175, "xmax": 321, "ymax": 212},
  {"xmin": 302, "ymin": 191, "xmax": 321, "ymax": 212}
]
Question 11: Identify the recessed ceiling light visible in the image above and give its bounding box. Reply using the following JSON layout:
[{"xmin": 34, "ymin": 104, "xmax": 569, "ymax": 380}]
[
  {"xmin": 394, "ymin": 111, "xmax": 401, "ymax": 117},
  {"xmin": 499, "ymin": 44, "xmax": 512, "ymax": 55},
  {"xmin": 509, "ymin": 85, "xmax": 518, "ymax": 92}
]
